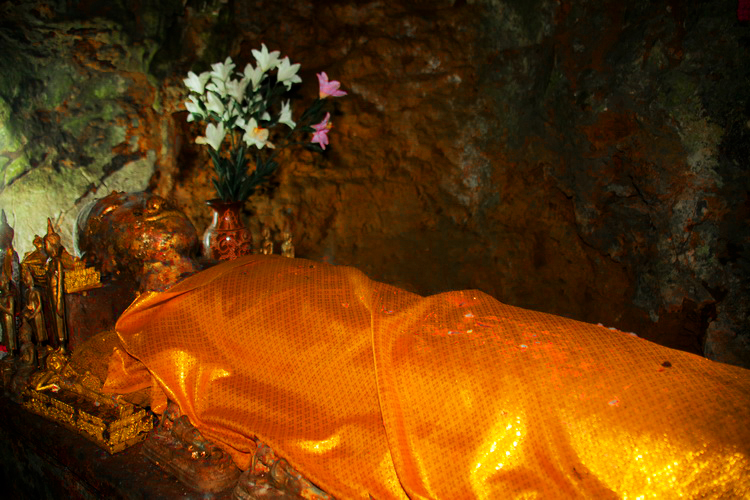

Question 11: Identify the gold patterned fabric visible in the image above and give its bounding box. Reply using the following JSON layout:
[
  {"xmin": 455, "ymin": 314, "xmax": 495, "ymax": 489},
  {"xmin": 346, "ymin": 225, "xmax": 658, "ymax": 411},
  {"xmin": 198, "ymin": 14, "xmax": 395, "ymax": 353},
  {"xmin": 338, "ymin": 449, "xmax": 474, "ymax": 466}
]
[{"xmin": 103, "ymin": 255, "xmax": 750, "ymax": 498}]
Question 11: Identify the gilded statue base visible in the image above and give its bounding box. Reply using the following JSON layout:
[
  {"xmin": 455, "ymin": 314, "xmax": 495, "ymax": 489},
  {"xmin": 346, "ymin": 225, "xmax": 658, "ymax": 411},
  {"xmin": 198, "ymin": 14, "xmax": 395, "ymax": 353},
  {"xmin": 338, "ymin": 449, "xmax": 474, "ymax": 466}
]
[{"xmin": 21, "ymin": 387, "xmax": 153, "ymax": 454}]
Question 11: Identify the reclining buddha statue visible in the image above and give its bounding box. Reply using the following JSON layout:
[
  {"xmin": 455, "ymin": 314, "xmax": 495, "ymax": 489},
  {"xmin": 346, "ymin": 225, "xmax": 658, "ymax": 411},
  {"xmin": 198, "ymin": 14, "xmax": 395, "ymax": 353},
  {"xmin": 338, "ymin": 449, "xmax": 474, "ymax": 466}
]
[{"xmin": 74, "ymin": 191, "xmax": 750, "ymax": 498}]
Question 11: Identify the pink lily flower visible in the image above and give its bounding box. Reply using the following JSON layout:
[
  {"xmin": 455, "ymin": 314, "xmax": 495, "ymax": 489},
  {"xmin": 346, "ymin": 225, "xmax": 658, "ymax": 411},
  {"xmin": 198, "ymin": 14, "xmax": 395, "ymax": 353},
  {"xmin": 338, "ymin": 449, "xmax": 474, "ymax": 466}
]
[
  {"xmin": 317, "ymin": 72, "xmax": 347, "ymax": 98},
  {"xmin": 311, "ymin": 112, "xmax": 333, "ymax": 149}
]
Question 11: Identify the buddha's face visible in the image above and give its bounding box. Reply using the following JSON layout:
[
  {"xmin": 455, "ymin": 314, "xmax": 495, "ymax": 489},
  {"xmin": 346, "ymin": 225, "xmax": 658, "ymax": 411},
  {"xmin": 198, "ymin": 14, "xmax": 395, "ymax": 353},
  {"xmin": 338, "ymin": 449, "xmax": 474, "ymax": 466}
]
[
  {"xmin": 77, "ymin": 191, "xmax": 200, "ymax": 290},
  {"xmin": 44, "ymin": 234, "xmax": 62, "ymax": 258},
  {"xmin": 46, "ymin": 352, "xmax": 67, "ymax": 373}
]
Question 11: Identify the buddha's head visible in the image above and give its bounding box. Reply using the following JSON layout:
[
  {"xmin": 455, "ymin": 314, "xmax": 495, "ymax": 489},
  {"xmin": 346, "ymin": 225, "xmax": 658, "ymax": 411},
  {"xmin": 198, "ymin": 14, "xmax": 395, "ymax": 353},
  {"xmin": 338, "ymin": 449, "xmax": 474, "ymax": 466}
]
[
  {"xmin": 33, "ymin": 236, "xmax": 44, "ymax": 252},
  {"xmin": 45, "ymin": 351, "xmax": 68, "ymax": 373},
  {"xmin": 77, "ymin": 191, "xmax": 201, "ymax": 292},
  {"xmin": 44, "ymin": 218, "xmax": 62, "ymax": 258}
]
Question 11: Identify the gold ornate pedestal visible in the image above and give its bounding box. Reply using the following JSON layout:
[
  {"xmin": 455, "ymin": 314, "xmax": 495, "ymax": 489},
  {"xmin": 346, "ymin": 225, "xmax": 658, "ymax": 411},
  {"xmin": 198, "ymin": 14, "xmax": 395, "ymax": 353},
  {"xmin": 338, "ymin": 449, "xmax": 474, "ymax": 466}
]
[{"xmin": 22, "ymin": 387, "xmax": 153, "ymax": 454}]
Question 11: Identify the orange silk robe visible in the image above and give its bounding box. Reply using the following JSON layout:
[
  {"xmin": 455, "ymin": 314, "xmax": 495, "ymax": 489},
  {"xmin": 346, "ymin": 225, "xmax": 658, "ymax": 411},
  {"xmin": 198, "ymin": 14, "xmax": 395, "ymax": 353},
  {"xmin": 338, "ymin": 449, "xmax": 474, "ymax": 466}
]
[{"xmin": 104, "ymin": 255, "xmax": 750, "ymax": 498}]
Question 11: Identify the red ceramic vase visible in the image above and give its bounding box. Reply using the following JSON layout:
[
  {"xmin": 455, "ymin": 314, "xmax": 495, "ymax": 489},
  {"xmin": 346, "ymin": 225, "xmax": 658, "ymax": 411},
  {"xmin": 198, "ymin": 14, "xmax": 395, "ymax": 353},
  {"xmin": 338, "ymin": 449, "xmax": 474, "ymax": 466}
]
[{"xmin": 202, "ymin": 199, "xmax": 253, "ymax": 261}]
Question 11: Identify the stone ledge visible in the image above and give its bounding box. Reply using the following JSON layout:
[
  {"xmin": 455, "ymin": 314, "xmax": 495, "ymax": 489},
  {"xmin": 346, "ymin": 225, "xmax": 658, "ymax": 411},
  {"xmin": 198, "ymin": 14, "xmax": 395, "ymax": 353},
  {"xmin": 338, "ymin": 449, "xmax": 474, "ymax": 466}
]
[{"xmin": 0, "ymin": 394, "xmax": 233, "ymax": 499}]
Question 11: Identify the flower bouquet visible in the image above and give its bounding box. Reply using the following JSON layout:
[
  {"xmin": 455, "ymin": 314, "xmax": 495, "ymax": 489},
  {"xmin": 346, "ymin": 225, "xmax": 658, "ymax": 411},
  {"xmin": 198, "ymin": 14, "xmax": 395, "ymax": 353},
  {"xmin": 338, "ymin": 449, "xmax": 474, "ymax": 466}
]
[{"xmin": 183, "ymin": 44, "xmax": 347, "ymax": 202}]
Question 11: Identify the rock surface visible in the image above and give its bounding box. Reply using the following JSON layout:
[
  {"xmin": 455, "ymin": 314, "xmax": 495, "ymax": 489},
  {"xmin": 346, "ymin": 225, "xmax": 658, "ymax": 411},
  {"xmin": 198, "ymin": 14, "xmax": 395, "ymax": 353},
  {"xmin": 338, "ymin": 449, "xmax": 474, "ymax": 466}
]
[{"xmin": 0, "ymin": 0, "xmax": 748, "ymax": 367}]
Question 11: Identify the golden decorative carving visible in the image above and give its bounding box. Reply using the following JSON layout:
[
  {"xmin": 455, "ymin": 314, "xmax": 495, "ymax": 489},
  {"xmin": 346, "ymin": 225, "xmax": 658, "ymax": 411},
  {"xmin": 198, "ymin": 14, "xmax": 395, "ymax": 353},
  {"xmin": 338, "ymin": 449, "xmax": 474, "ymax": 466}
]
[
  {"xmin": 18, "ymin": 345, "xmax": 153, "ymax": 453},
  {"xmin": 22, "ymin": 386, "xmax": 153, "ymax": 453},
  {"xmin": 64, "ymin": 260, "xmax": 102, "ymax": 293}
]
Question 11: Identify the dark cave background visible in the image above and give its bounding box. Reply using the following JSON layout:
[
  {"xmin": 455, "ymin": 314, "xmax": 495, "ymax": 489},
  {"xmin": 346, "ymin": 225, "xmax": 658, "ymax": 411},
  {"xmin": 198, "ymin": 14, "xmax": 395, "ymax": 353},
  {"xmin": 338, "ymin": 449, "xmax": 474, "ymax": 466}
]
[{"xmin": 0, "ymin": 0, "xmax": 748, "ymax": 367}]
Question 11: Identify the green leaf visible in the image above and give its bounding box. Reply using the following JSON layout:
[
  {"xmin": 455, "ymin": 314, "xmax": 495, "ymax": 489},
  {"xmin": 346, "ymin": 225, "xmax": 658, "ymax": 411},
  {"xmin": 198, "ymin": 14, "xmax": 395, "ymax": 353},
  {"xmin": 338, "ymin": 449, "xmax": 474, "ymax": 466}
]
[
  {"xmin": 208, "ymin": 149, "xmax": 223, "ymax": 174},
  {"xmin": 234, "ymin": 145, "xmax": 246, "ymax": 173}
]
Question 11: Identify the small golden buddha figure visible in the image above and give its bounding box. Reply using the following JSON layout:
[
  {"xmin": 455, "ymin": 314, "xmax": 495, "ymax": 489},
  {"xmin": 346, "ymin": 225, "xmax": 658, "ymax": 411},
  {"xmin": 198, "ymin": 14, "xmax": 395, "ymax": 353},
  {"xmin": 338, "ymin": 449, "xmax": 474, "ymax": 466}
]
[
  {"xmin": 32, "ymin": 349, "xmax": 121, "ymax": 409},
  {"xmin": 4, "ymin": 318, "xmax": 38, "ymax": 397},
  {"xmin": 0, "ymin": 271, "xmax": 16, "ymax": 355},
  {"xmin": 21, "ymin": 265, "xmax": 47, "ymax": 344},
  {"xmin": 43, "ymin": 218, "xmax": 77, "ymax": 270},
  {"xmin": 22, "ymin": 235, "xmax": 47, "ymax": 266},
  {"xmin": 31, "ymin": 350, "xmax": 68, "ymax": 391},
  {"xmin": 21, "ymin": 235, "xmax": 48, "ymax": 285},
  {"xmin": 261, "ymin": 226, "xmax": 274, "ymax": 255},
  {"xmin": 0, "ymin": 211, "xmax": 20, "ymax": 349},
  {"xmin": 281, "ymin": 231, "xmax": 294, "ymax": 258},
  {"xmin": 17, "ymin": 320, "xmax": 37, "ymax": 367},
  {"xmin": 0, "ymin": 210, "xmax": 20, "ymax": 285},
  {"xmin": 43, "ymin": 219, "xmax": 71, "ymax": 354}
]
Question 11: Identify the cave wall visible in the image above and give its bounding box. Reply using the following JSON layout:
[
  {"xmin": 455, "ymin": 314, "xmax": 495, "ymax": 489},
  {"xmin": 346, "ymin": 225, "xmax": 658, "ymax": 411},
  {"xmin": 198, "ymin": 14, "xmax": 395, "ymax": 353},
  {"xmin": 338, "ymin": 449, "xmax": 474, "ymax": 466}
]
[{"xmin": 0, "ymin": 0, "xmax": 748, "ymax": 368}]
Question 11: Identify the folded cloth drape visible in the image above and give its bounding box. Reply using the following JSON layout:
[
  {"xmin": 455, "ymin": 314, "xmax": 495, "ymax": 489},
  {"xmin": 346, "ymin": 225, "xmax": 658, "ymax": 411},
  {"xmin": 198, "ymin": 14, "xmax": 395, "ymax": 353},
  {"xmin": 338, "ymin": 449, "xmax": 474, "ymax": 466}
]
[{"xmin": 103, "ymin": 255, "xmax": 750, "ymax": 499}]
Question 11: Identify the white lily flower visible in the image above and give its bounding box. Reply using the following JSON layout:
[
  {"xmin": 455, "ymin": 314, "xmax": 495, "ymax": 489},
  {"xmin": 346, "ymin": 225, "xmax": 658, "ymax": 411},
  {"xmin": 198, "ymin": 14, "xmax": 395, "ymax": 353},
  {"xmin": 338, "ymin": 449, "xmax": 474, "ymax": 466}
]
[
  {"xmin": 278, "ymin": 100, "xmax": 296, "ymax": 129},
  {"xmin": 210, "ymin": 57, "xmax": 235, "ymax": 83},
  {"xmin": 243, "ymin": 63, "xmax": 265, "ymax": 90},
  {"xmin": 252, "ymin": 44, "xmax": 280, "ymax": 72},
  {"xmin": 196, "ymin": 122, "xmax": 225, "ymax": 151},
  {"xmin": 242, "ymin": 118, "xmax": 275, "ymax": 149},
  {"xmin": 276, "ymin": 57, "xmax": 302, "ymax": 91},
  {"xmin": 205, "ymin": 81, "xmax": 224, "ymax": 96},
  {"xmin": 184, "ymin": 71, "xmax": 211, "ymax": 94},
  {"xmin": 225, "ymin": 78, "xmax": 249, "ymax": 104},
  {"xmin": 206, "ymin": 92, "xmax": 225, "ymax": 116},
  {"xmin": 238, "ymin": 76, "xmax": 252, "ymax": 97},
  {"xmin": 185, "ymin": 95, "xmax": 204, "ymax": 122}
]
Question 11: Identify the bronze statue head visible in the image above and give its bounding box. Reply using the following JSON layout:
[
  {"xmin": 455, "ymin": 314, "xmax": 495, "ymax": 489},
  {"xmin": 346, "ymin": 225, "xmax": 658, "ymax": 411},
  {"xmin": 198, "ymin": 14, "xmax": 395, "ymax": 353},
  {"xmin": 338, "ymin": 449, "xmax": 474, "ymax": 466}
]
[
  {"xmin": 77, "ymin": 191, "xmax": 201, "ymax": 292},
  {"xmin": 45, "ymin": 351, "xmax": 68, "ymax": 373},
  {"xmin": 44, "ymin": 218, "xmax": 63, "ymax": 258}
]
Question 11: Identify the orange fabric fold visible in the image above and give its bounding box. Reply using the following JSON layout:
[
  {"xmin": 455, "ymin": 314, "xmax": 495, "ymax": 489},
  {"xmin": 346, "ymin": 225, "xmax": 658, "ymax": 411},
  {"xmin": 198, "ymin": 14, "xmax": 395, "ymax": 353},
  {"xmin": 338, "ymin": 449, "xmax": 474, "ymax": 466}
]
[{"xmin": 104, "ymin": 255, "xmax": 750, "ymax": 498}]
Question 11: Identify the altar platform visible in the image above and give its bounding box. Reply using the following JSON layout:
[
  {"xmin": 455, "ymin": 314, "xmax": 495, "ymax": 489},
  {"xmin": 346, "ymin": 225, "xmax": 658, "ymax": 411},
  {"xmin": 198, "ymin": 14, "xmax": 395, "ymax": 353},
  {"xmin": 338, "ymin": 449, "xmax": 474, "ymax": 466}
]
[{"xmin": 0, "ymin": 394, "xmax": 233, "ymax": 499}]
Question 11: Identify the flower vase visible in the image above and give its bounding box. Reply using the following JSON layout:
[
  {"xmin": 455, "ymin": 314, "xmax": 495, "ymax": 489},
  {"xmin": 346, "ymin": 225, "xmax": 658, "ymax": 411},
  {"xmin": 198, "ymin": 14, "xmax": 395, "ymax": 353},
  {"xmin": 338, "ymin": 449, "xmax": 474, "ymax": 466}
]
[{"xmin": 202, "ymin": 199, "xmax": 253, "ymax": 261}]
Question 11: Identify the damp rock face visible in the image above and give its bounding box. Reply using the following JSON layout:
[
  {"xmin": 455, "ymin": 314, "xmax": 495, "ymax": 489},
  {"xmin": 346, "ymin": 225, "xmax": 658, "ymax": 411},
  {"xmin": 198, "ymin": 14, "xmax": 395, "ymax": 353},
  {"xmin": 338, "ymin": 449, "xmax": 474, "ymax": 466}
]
[
  {"xmin": 0, "ymin": 0, "xmax": 748, "ymax": 368},
  {"xmin": 0, "ymin": 0, "xmax": 183, "ymax": 254}
]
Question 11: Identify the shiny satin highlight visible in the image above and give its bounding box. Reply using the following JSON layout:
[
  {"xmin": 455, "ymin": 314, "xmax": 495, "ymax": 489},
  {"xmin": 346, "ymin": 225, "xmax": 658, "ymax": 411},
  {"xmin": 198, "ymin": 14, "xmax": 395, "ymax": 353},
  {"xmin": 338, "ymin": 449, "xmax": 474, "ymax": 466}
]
[{"xmin": 103, "ymin": 255, "xmax": 750, "ymax": 498}]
